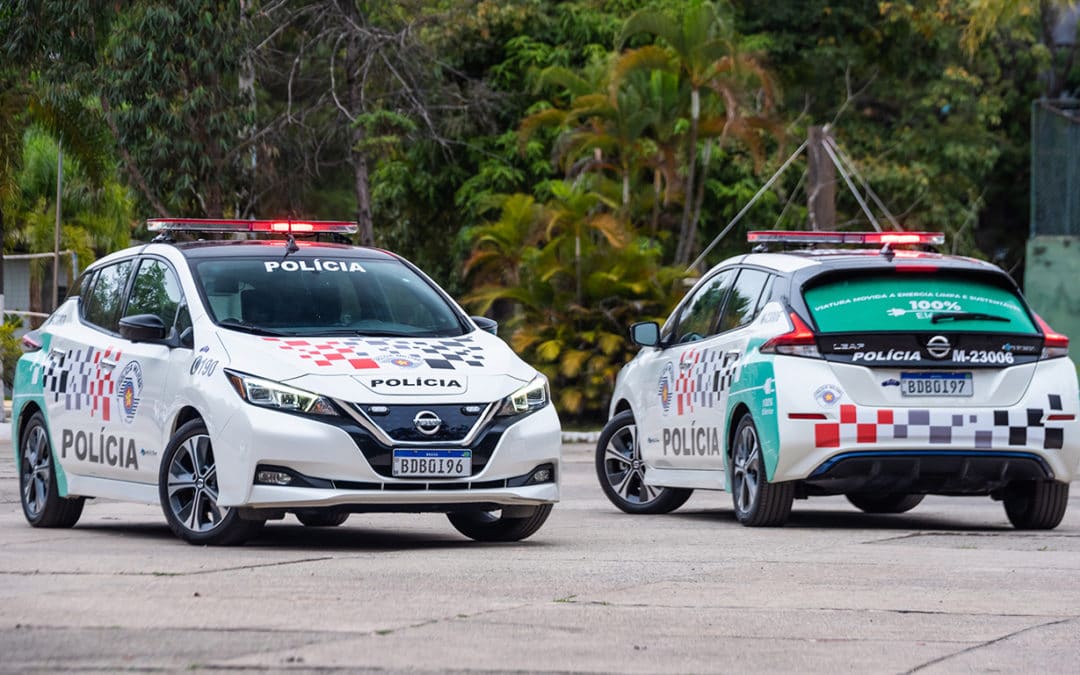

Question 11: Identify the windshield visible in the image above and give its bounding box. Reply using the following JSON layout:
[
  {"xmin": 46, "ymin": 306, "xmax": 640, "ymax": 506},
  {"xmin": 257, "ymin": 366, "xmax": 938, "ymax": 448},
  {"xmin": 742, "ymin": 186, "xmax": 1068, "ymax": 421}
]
[
  {"xmin": 803, "ymin": 273, "xmax": 1037, "ymax": 334},
  {"xmin": 192, "ymin": 255, "xmax": 467, "ymax": 337}
]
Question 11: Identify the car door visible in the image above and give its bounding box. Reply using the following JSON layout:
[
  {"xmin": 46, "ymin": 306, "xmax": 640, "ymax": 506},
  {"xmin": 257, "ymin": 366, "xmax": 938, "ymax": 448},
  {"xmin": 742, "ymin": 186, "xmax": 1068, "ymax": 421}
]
[
  {"xmin": 111, "ymin": 256, "xmax": 192, "ymax": 484},
  {"xmin": 705, "ymin": 268, "xmax": 774, "ymax": 468},
  {"xmin": 44, "ymin": 258, "xmax": 137, "ymax": 482},
  {"xmin": 639, "ymin": 269, "xmax": 736, "ymax": 470}
]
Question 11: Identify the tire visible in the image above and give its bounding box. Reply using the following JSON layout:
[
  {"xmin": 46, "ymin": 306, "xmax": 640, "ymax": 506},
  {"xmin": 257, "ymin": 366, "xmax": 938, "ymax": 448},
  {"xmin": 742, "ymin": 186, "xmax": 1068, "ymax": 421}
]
[
  {"xmin": 595, "ymin": 411, "xmax": 693, "ymax": 514},
  {"xmin": 1003, "ymin": 481, "xmax": 1069, "ymax": 530},
  {"xmin": 19, "ymin": 411, "xmax": 85, "ymax": 528},
  {"xmin": 159, "ymin": 419, "xmax": 264, "ymax": 546},
  {"xmin": 295, "ymin": 511, "xmax": 349, "ymax": 527},
  {"xmin": 730, "ymin": 413, "xmax": 793, "ymax": 527},
  {"xmin": 447, "ymin": 504, "xmax": 553, "ymax": 542},
  {"xmin": 846, "ymin": 492, "xmax": 925, "ymax": 514}
]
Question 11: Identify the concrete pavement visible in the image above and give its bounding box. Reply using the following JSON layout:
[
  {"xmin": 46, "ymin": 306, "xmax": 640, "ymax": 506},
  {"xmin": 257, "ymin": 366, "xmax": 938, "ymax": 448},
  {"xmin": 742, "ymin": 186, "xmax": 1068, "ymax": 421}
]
[{"xmin": 1, "ymin": 423, "xmax": 1079, "ymax": 673}]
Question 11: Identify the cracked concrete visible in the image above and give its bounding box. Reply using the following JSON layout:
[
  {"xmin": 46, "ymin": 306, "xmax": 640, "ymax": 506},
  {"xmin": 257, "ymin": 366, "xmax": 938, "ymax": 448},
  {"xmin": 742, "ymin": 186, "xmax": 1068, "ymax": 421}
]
[{"xmin": 1, "ymin": 424, "xmax": 1079, "ymax": 673}]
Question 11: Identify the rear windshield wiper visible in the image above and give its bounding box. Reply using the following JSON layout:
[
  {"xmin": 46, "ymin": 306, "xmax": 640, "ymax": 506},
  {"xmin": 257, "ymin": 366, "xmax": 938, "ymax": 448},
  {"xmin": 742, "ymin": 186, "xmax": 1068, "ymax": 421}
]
[
  {"xmin": 217, "ymin": 318, "xmax": 292, "ymax": 336},
  {"xmin": 930, "ymin": 311, "xmax": 1011, "ymax": 324}
]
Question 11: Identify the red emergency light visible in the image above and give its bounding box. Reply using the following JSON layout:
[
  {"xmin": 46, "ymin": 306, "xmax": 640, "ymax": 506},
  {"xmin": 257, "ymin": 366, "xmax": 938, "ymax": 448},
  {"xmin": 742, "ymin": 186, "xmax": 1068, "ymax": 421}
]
[
  {"xmin": 146, "ymin": 218, "xmax": 358, "ymax": 234},
  {"xmin": 747, "ymin": 230, "xmax": 945, "ymax": 246}
]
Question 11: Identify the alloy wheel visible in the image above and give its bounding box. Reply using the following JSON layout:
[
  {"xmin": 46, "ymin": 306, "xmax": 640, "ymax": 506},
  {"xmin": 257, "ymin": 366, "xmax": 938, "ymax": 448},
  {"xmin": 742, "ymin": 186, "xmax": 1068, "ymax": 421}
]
[
  {"xmin": 21, "ymin": 425, "xmax": 51, "ymax": 519},
  {"xmin": 601, "ymin": 422, "xmax": 661, "ymax": 505},
  {"xmin": 732, "ymin": 423, "xmax": 760, "ymax": 514},
  {"xmin": 166, "ymin": 434, "xmax": 229, "ymax": 533}
]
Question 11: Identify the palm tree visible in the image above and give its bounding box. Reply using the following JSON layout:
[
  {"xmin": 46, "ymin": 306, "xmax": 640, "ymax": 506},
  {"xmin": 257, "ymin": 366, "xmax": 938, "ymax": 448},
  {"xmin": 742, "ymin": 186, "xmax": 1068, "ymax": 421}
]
[{"xmin": 619, "ymin": 1, "xmax": 782, "ymax": 265}]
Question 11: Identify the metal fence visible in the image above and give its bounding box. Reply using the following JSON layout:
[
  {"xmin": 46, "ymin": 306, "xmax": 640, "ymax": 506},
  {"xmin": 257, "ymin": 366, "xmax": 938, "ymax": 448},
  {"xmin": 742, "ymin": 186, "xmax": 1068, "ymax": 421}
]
[{"xmin": 1031, "ymin": 100, "xmax": 1080, "ymax": 237}]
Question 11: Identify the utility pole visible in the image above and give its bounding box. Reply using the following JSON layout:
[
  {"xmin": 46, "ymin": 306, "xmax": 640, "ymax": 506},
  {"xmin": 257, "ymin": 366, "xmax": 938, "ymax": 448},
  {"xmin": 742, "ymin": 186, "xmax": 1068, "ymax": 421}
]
[
  {"xmin": 53, "ymin": 140, "xmax": 63, "ymax": 311},
  {"xmin": 0, "ymin": 206, "xmax": 5, "ymax": 423},
  {"xmin": 807, "ymin": 126, "xmax": 836, "ymax": 231}
]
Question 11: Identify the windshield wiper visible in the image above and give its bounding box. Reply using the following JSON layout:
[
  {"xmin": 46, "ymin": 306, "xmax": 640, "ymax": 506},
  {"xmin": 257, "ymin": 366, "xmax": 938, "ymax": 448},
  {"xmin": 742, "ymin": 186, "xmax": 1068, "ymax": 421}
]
[
  {"xmin": 930, "ymin": 311, "xmax": 1011, "ymax": 324},
  {"xmin": 218, "ymin": 318, "xmax": 292, "ymax": 336}
]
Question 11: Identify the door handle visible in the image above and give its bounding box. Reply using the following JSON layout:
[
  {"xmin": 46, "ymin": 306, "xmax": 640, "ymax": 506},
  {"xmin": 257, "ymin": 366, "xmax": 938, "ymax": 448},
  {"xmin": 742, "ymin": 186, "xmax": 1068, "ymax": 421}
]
[
  {"xmin": 99, "ymin": 358, "xmax": 119, "ymax": 371},
  {"xmin": 679, "ymin": 360, "xmax": 694, "ymax": 371},
  {"xmin": 48, "ymin": 348, "xmax": 65, "ymax": 359}
]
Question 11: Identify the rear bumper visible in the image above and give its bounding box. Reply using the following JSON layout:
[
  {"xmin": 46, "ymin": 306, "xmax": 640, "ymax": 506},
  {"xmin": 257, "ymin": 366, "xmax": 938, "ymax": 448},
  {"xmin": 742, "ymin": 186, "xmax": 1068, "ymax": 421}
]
[
  {"xmin": 770, "ymin": 356, "xmax": 1080, "ymax": 486},
  {"xmin": 803, "ymin": 450, "xmax": 1053, "ymax": 496}
]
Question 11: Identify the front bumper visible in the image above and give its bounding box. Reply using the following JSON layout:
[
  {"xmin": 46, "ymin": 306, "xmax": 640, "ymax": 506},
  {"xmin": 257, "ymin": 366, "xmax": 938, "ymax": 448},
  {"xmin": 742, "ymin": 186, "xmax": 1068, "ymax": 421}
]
[{"xmin": 213, "ymin": 404, "xmax": 561, "ymax": 508}]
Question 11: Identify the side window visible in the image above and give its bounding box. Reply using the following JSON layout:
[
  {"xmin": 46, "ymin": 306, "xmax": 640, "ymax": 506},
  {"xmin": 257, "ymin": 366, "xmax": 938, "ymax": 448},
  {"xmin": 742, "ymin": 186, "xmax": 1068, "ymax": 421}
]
[
  {"xmin": 66, "ymin": 272, "xmax": 91, "ymax": 302},
  {"xmin": 716, "ymin": 268, "xmax": 771, "ymax": 333},
  {"xmin": 126, "ymin": 259, "xmax": 185, "ymax": 329},
  {"xmin": 753, "ymin": 274, "xmax": 777, "ymax": 315},
  {"xmin": 672, "ymin": 270, "xmax": 736, "ymax": 343},
  {"xmin": 83, "ymin": 260, "xmax": 133, "ymax": 332}
]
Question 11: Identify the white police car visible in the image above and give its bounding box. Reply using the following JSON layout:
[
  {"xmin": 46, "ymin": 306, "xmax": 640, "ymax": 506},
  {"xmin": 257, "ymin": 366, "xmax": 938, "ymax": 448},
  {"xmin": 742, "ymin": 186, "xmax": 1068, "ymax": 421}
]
[
  {"xmin": 597, "ymin": 231, "xmax": 1079, "ymax": 528},
  {"xmin": 13, "ymin": 219, "xmax": 560, "ymax": 545}
]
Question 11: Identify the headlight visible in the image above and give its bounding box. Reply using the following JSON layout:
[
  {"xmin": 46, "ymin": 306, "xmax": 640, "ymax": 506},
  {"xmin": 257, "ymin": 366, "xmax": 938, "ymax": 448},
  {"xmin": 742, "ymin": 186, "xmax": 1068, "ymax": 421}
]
[
  {"xmin": 496, "ymin": 375, "xmax": 550, "ymax": 417},
  {"xmin": 225, "ymin": 370, "xmax": 339, "ymax": 416}
]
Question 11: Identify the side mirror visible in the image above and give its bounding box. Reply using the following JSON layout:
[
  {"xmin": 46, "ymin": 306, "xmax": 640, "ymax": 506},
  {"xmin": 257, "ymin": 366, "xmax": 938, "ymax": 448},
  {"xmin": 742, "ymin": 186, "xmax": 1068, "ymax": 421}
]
[
  {"xmin": 630, "ymin": 321, "xmax": 660, "ymax": 347},
  {"xmin": 119, "ymin": 314, "xmax": 168, "ymax": 343},
  {"xmin": 472, "ymin": 316, "xmax": 498, "ymax": 336}
]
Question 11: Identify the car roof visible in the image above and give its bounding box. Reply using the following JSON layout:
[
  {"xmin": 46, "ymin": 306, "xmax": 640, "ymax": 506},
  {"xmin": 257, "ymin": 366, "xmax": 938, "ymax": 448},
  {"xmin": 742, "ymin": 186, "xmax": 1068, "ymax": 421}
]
[
  {"xmin": 84, "ymin": 239, "xmax": 402, "ymax": 272},
  {"xmin": 738, "ymin": 248, "xmax": 1003, "ymax": 276}
]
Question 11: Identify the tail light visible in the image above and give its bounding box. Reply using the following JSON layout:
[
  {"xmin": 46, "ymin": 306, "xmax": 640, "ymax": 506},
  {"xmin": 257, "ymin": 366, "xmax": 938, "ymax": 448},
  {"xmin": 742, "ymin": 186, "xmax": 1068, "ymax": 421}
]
[
  {"xmin": 1034, "ymin": 313, "xmax": 1069, "ymax": 359},
  {"xmin": 21, "ymin": 331, "xmax": 43, "ymax": 352},
  {"xmin": 760, "ymin": 312, "xmax": 821, "ymax": 358}
]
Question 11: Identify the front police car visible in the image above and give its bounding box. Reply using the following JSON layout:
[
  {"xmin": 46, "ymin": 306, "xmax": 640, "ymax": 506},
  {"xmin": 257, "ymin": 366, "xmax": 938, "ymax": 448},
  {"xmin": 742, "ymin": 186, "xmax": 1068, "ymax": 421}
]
[{"xmin": 12, "ymin": 219, "xmax": 560, "ymax": 545}]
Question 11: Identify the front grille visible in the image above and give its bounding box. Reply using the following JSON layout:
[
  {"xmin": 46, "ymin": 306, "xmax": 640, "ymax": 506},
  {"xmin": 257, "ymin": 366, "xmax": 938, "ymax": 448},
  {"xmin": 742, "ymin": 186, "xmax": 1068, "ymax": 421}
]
[{"xmin": 352, "ymin": 403, "xmax": 488, "ymax": 443}]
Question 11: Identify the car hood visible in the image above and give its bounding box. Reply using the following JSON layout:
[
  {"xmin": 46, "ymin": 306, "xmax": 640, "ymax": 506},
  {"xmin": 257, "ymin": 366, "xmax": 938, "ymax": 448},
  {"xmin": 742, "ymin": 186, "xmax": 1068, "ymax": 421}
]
[{"xmin": 213, "ymin": 329, "xmax": 536, "ymax": 402}]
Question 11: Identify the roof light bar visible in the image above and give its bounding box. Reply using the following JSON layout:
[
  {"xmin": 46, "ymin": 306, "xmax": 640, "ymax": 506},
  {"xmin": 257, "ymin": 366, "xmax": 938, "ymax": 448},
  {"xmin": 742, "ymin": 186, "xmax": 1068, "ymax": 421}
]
[
  {"xmin": 146, "ymin": 218, "xmax": 358, "ymax": 234},
  {"xmin": 747, "ymin": 231, "xmax": 945, "ymax": 246}
]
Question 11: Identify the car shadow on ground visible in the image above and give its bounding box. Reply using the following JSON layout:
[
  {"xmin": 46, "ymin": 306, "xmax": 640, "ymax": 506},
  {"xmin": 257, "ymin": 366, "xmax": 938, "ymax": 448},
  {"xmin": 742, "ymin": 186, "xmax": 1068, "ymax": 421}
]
[
  {"xmin": 667, "ymin": 508, "xmax": 1015, "ymax": 532},
  {"xmin": 72, "ymin": 520, "xmax": 555, "ymax": 550}
]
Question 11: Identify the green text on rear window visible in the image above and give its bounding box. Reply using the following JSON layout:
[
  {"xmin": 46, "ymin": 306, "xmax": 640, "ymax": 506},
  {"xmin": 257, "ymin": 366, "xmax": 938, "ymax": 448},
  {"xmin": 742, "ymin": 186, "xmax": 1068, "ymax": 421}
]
[{"xmin": 803, "ymin": 275, "xmax": 1036, "ymax": 334}]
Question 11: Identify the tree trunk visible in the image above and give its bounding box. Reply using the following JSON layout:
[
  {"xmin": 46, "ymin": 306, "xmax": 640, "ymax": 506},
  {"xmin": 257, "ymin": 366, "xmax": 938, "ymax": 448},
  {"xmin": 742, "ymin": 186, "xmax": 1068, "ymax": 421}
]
[
  {"xmin": 687, "ymin": 138, "xmax": 713, "ymax": 270},
  {"xmin": 237, "ymin": 0, "xmax": 257, "ymax": 218},
  {"xmin": 675, "ymin": 87, "xmax": 700, "ymax": 266},
  {"xmin": 353, "ymin": 140, "xmax": 374, "ymax": 247},
  {"xmin": 650, "ymin": 168, "xmax": 662, "ymax": 235},
  {"xmin": 346, "ymin": 28, "xmax": 375, "ymax": 247}
]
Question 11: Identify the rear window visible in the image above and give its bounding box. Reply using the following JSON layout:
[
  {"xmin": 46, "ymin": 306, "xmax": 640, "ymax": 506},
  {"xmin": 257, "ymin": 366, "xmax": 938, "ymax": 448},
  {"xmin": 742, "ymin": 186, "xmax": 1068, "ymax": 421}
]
[{"xmin": 803, "ymin": 274, "xmax": 1037, "ymax": 334}]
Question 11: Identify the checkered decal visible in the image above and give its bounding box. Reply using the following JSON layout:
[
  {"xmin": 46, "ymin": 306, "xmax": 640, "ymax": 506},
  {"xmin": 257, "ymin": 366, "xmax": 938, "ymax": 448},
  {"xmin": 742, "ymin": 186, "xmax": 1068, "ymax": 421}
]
[
  {"xmin": 263, "ymin": 336, "xmax": 486, "ymax": 370},
  {"xmin": 40, "ymin": 345, "xmax": 122, "ymax": 421},
  {"xmin": 674, "ymin": 347, "xmax": 740, "ymax": 416},
  {"xmin": 813, "ymin": 394, "xmax": 1067, "ymax": 451}
]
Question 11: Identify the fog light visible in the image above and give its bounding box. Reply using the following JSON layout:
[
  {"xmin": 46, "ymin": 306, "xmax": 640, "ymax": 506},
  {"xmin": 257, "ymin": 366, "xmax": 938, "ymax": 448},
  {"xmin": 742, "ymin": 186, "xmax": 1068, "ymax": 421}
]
[
  {"xmin": 256, "ymin": 470, "xmax": 293, "ymax": 486},
  {"xmin": 531, "ymin": 468, "xmax": 552, "ymax": 483}
]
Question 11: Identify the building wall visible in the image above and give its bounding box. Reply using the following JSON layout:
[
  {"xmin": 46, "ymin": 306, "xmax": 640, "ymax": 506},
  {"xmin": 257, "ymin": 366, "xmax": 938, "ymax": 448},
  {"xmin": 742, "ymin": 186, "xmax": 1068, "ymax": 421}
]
[{"xmin": 1025, "ymin": 236, "xmax": 1080, "ymax": 341}]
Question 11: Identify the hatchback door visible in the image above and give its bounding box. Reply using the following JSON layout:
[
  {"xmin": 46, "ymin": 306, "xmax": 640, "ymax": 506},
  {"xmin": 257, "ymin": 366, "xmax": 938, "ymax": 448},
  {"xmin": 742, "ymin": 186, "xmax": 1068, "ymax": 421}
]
[{"xmin": 801, "ymin": 269, "xmax": 1043, "ymax": 409}]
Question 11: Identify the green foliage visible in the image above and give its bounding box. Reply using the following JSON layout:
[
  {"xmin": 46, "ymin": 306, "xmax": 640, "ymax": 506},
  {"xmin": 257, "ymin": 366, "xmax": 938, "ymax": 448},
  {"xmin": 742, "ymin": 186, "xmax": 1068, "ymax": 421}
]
[
  {"xmin": 9, "ymin": 128, "xmax": 132, "ymax": 266},
  {"xmin": 1, "ymin": 313, "xmax": 22, "ymax": 392},
  {"xmin": 100, "ymin": 1, "xmax": 252, "ymax": 217},
  {"xmin": 465, "ymin": 197, "xmax": 685, "ymax": 421}
]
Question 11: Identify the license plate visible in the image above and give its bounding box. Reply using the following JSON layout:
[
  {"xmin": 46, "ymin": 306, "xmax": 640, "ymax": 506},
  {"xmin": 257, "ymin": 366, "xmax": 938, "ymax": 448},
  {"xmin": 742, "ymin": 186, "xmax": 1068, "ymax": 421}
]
[
  {"xmin": 900, "ymin": 372, "xmax": 973, "ymax": 397},
  {"xmin": 392, "ymin": 449, "xmax": 472, "ymax": 478}
]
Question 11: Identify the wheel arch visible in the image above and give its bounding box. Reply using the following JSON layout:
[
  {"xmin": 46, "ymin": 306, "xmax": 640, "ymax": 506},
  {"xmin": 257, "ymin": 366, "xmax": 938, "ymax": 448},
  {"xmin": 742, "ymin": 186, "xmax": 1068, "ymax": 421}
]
[
  {"xmin": 171, "ymin": 406, "xmax": 204, "ymax": 435},
  {"xmin": 726, "ymin": 402, "xmax": 752, "ymax": 460},
  {"xmin": 612, "ymin": 398, "xmax": 633, "ymax": 418},
  {"xmin": 15, "ymin": 401, "xmax": 44, "ymax": 448}
]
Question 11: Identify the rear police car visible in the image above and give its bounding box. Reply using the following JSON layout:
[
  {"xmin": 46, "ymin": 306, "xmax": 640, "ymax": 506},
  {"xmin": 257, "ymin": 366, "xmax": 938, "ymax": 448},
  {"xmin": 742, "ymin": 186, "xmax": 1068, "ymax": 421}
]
[
  {"xmin": 13, "ymin": 219, "xmax": 560, "ymax": 545},
  {"xmin": 597, "ymin": 231, "xmax": 1078, "ymax": 528}
]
